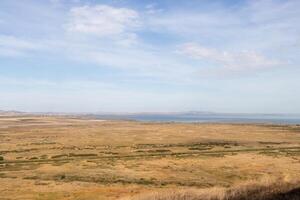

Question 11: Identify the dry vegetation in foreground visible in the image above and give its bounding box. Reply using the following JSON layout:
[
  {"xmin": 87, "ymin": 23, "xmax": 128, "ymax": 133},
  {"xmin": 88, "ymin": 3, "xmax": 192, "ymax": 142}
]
[
  {"xmin": 128, "ymin": 177, "xmax": 300, "ymax": 200},
  {"xmin": 1, "ymin": 116, "xmax": 300, "ymax": 199}
]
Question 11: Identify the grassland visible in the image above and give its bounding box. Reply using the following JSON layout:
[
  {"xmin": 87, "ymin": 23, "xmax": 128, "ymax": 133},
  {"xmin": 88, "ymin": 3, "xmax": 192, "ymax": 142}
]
[{"xmin": 0, "ymin": 116, "xmax": 300, "ymax": 199}]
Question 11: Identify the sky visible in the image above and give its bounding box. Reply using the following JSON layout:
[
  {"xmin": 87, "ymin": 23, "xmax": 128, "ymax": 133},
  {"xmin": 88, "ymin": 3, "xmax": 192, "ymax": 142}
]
[{"xmin": 0, "ymin": 0, "xmax": 299, "ymax": 113}]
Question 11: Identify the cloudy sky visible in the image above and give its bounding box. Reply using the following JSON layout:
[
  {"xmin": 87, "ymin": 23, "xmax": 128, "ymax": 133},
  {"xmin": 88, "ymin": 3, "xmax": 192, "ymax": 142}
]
[{"xmin": 0, "ymin": 0, "xmax": 299, "ymax": 113}]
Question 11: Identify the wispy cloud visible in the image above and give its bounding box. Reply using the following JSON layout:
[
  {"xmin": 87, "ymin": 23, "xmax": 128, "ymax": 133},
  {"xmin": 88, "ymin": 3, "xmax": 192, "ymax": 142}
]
[
  {"xmin": 180, "ymin": 43, "xmax": 281, "ymax": 72},
  {"xmin": 0, "ymin": 35, "xmax": 43, "ymax": 57},
  {"xmin": 1, "ymin": 1, "xmax": 298, "ymax": 76},
  {"xmin": 148, "ymin": 0, "xmax": 300, "ymax": 64},
  {"xmin": 67, "ymin": 5, "xmax": 140, "ymax": 37},
  {"xmin": 62, "ymin": 4, "xmax": 197, "ymax": 81},
  {"xmin": 145, "ymin": 4, "xmax": 163, "ymax": 14},
  {"xmin": 0, "ymin": 76, "xmax": 116, "ymax": 90}
]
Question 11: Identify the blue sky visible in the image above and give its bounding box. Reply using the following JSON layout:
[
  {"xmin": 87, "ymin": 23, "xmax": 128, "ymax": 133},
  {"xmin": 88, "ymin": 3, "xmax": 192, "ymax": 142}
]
[{"xmin": 0, "ymin": 0, "xmax": 299, "ymax": 113}]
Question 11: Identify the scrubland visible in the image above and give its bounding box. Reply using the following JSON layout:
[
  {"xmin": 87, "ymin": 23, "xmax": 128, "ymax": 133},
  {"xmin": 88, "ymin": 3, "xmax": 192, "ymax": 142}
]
[{"xmin": 0, "ymin": 116, "xmax": 300, "ymax": 199}]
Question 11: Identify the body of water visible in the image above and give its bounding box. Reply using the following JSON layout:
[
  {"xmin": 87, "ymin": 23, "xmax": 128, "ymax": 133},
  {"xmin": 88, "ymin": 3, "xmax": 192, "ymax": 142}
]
[{"xmin": 94, "ymin": 113, "xmax": 300, "ymax": 124}]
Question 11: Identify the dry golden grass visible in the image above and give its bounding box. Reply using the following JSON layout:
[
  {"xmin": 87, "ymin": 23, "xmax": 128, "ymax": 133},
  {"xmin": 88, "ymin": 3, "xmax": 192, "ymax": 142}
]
[
  {"xmin": 0, "ymin": 116, "xmax": 300, "ymax": 199},
  {"xmin": 128, "ymin": 176, "xmax": 300, "ymax": 200}
]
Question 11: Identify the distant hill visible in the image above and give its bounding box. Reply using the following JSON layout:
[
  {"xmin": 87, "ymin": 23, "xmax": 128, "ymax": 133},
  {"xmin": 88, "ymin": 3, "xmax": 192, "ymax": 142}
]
[{"xmin": 0, "ymin": 110, "xmax": 26, "ymax": 116}]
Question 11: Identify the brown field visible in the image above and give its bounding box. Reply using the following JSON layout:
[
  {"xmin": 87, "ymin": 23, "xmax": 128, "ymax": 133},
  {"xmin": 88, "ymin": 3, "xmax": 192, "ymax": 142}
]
[{"xmin": 1, "ymin": 116, "xmax": 300, "ymax": 200}]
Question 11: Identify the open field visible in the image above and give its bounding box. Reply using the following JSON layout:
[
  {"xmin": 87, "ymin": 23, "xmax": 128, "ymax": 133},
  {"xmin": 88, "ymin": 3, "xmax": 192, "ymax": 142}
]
[{"xmin": 1, "ymin": 116, "xmax": 300, "ymax": 199}]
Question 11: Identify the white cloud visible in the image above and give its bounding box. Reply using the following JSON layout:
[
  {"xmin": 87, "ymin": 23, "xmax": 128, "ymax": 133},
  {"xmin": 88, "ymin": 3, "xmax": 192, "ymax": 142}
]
[
  {"xmin": 67, "ymin": 5, "xmax": 140, "ymax": 37},
  {"xmin": 145, "ymin": 4, "xmax": 163, "ymax": 14},
  {"xmin": 0, "ymin": 35, "xmax": 43, "ymax": 57},
  {"xmin": 180, "ymin": 43, "xmax": 281, "ymax": 72},
  {"xmin": 148, "ymin": 1, "xmax": 300, "ymax": 59}
]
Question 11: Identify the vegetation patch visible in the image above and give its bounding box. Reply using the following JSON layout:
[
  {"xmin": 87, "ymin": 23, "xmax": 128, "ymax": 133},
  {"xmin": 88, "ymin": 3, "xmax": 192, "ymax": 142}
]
[
  {"xmin": 68, "ymin": 153, "xmax": 98, "ymax": 157},
  {"xmin": 130, "ymin": 179, "xmax": 300, "ymax": 200}
]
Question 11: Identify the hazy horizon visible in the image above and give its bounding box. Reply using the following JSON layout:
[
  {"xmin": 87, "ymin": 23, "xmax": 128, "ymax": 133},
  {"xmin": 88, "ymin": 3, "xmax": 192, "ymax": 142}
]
[
  {"xmin": 1, "ymin": 0, "xmax": 300, "ymax": 113},
  {"xmin": 2, "ymin": 109, "xmax": 300, "ymax": 116}
]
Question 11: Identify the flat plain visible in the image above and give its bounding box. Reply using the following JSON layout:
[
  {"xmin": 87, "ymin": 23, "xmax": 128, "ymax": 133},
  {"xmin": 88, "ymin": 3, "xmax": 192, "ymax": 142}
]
[{"xmin": 1, "ymin": 116, "xmax": 300, "ymax": 200}]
